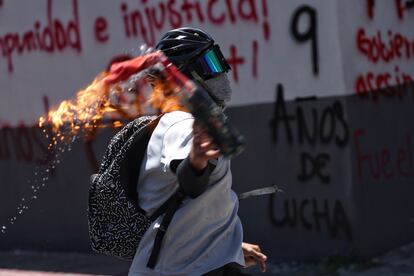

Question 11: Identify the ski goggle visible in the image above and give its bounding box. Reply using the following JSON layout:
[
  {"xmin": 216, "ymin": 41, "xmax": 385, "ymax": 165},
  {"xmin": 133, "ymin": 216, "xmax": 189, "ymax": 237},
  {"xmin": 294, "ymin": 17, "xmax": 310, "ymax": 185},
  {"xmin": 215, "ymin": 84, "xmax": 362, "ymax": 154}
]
[{"xmin": 191, "ymin": 45, "xmax": 231, "ymax": 80}]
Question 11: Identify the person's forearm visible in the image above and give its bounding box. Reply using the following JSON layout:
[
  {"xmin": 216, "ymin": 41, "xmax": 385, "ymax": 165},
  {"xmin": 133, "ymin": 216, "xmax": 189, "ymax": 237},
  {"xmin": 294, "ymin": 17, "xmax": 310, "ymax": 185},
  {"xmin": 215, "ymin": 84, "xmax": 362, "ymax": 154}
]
[{"xmin": 175, "ymin": 157, "xmax": 215, "ymax": 198}]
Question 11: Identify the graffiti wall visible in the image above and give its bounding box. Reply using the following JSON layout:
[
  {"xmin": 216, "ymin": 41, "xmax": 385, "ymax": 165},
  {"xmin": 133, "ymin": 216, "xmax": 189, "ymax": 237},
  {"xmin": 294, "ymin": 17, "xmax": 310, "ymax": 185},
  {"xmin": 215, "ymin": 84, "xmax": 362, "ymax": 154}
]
[
  {"xmin": 0, "ymin": 0, "xmax": 345, "ymax": 126},
  {"xmin": 1, "ymin": 0, "xmax": 414, "ymax": 261}
]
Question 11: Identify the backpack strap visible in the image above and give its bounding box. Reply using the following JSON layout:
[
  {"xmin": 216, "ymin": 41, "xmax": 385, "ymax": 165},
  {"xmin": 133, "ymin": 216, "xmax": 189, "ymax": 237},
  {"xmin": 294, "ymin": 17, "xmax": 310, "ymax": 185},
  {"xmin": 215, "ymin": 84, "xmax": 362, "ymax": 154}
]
[
  {"xmin": 146, "ymin": 159, "xmax": 217, "ymax": 268},
  {"xmin": 117, "ymin": 113, "xmax": 184, "ymax": 269},
  {"xmin": 120, "ymin": 115, "xmax": 163, "ymax": 206},
  {"xmin": 147, "ymin": 189, "xmax": 186, "ymax": 269},
  {"xmin": 237, "ymin": 185, "xmax": 282, "ymax": 200}
]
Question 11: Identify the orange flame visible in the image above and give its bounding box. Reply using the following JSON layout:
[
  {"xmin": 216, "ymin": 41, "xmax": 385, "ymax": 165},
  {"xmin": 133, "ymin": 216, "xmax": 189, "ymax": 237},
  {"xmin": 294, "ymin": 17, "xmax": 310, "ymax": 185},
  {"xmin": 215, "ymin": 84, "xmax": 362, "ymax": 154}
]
[
  {"xmin": 38, "ymin": 58, "xmax": 188, "ymax": 143},
  {"xmin": 39, "ymin": 72, "xmax": 118, "ymax": 142}
]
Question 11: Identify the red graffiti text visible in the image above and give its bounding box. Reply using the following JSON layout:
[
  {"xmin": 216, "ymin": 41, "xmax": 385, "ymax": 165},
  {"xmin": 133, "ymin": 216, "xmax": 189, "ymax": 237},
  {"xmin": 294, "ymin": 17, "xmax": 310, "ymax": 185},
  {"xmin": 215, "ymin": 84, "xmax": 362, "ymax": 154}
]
[
  {"xmin": 120, "ymin": 0, "xmax": 270, "ymax": 46},
  {"xmin": 354, "ymin": 129, "xmax": 414, "ymax": 182},
  {"xmin": 0, "ymin": 0, "xmax": 81, "ymax": 73}
]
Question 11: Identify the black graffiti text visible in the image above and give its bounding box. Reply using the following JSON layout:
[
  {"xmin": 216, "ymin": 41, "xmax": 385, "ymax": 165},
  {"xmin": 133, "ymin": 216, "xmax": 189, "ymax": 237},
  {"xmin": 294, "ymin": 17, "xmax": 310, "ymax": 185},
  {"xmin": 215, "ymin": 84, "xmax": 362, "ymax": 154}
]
[
  {"xmin": 269, "ymin": 84, "xmax": 349, "ymax": 147},
  {"xmin": 269, "ymin": 195, "xmax": 352, "ymax": 241}
]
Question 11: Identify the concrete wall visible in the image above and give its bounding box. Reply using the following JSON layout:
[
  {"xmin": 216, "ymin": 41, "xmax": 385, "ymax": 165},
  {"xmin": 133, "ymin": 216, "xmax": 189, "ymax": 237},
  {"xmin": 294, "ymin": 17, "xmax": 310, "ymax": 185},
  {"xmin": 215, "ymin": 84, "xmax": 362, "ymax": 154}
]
[
  {"xmin": 1, "ymin": 0, "xmax": 414, "ymax": 261},
  {"xmin": 229, "ymin": 84, "xmax": 414, "ymax": 260}
]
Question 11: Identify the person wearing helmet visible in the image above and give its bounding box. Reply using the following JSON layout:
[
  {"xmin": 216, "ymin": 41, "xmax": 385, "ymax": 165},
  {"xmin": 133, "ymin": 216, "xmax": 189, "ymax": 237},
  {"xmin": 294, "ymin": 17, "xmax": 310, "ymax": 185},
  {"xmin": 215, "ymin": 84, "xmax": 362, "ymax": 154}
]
[
  {"xmin": 128, "ymin": 27, "xmax": 266, "ymax": 276},
  {"xmin": 154, "ymin": 27, "xmax": 233, "ymax": 109}
]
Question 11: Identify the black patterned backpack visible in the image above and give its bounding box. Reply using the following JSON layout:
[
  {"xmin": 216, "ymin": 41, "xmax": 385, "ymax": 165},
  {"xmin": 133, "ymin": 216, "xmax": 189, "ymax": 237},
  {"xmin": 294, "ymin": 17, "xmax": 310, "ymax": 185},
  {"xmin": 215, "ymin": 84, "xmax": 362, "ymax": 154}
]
[{"xmin": 87, "ymin": 115, "xmax": 185, "ymax": 269}]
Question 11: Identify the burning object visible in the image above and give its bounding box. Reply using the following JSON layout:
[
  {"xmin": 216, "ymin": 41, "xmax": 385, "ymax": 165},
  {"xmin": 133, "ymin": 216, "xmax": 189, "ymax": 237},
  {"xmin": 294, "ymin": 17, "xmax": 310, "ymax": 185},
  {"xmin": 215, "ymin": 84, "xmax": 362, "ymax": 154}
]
[{"xmin": 39, "ymin": 51, "xmax": 246, "ymax": 158}]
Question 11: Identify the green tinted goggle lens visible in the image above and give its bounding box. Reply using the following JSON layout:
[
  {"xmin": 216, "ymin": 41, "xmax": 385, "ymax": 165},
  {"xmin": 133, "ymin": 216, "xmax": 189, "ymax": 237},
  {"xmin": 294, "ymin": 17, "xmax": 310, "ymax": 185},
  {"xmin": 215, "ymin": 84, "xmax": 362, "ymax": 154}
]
[
  {"xmin": 204, "ymin": 49, "xmax": 224, "ymax": 72},
  {"xmin": 196, "ymin": 45, "xmax": 230, "ymax": 76}
]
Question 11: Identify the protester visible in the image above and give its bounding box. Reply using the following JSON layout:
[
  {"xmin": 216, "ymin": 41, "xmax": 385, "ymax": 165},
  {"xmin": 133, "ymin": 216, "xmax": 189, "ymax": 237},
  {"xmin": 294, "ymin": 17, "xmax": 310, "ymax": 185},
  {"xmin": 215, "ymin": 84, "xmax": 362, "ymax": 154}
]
[{"xmin": 128, "ymin": 27, "xmax": 267, "ymax": 276}]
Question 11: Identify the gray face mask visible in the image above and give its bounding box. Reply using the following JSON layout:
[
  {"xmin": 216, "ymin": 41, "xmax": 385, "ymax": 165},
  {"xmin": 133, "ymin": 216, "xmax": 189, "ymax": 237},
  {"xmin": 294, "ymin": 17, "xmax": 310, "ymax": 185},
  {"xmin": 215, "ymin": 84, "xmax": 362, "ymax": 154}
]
[{"xmin": 204, "ymin": 73, "xmax": 232, "ymax": 104}]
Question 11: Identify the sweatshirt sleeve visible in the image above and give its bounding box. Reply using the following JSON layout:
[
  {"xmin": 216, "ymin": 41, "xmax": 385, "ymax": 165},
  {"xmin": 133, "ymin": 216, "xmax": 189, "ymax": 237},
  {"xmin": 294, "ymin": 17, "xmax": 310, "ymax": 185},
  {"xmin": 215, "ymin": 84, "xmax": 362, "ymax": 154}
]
[
  {"xmin": 159, "ymin": 112, "xmax": 215, "ymax": 198},
  {"xmin": 175, "ymin": 157, "xmax": 216, "ymax": 198},
  {"xmin": 160, "ymin": 114, "xmax": 194, "ymax": 171}
]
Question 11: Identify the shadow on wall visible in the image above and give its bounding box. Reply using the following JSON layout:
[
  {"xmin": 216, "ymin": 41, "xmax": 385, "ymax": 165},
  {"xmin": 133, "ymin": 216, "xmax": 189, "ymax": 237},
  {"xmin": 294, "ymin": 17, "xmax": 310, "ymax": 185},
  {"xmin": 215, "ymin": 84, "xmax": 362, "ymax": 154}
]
[{"xmin": 0, "ymin": 83, "xmax": 414, "ymax": 261}]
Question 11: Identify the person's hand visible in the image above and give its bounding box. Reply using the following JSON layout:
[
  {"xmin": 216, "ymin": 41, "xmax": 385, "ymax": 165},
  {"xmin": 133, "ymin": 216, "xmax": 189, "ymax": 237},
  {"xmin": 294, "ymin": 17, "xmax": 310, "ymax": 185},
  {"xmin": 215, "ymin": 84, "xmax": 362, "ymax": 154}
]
[
  {"xmin": 189, "ymin": 122, "xmax": 220, "ymax": 172},
  {"xmin": 242, "ymin": 242, "xmax": 267, "ymax": 272}
]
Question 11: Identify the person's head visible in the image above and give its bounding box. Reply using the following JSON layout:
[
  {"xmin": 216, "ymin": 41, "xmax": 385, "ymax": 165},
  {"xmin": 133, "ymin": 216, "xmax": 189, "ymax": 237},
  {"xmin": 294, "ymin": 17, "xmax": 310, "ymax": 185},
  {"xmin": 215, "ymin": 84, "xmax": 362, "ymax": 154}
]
[{"xmin": 155, "ymin": 27, "xmax": 232, "ymax": 108}]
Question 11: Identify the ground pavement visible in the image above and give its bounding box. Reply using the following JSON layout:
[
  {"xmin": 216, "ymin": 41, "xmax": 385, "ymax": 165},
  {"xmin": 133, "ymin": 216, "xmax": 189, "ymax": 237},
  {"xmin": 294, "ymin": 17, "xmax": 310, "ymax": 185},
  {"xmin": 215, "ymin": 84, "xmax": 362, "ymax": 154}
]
[{"xmin": 1, "ymin": 242, "xmax": 414, "ymax": 276}]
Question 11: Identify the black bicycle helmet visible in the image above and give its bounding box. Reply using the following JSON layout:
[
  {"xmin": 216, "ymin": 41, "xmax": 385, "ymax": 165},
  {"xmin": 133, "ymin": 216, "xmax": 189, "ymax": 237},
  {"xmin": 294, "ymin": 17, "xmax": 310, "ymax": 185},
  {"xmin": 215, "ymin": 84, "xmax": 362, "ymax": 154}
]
[
  {"xmin": 155, "ymin": 27, "xmax": 214, "ymax": 69},
  {"xmin": 156, "ymin": 27, "xmax": 232, "ymax": 107}
]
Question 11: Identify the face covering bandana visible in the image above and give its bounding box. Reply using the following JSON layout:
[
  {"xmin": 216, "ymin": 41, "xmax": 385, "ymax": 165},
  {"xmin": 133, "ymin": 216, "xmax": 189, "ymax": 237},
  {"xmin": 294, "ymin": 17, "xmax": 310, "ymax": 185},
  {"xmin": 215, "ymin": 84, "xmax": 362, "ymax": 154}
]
[{"xmin": 204, "ymin": 73, "xmax": 232, "ymax": 104}]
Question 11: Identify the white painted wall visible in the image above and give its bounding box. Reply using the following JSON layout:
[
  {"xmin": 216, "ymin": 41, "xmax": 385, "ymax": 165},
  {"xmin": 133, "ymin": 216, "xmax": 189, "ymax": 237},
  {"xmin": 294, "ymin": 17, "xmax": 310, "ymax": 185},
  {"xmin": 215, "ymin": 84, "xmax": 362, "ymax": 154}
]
[
  {"xmin": 338, "ymin": 0, "xmax": 414, "ymax": 95},
  {"xmin": 0, "ymin": 0, "xmax": 413, "ymax": 126}
]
